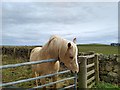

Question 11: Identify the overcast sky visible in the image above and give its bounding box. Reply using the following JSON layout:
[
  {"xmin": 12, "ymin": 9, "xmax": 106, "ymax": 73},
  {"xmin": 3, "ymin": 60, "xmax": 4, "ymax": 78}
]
[{"xmin": 2, "ymin": 2, "xmax": 118, "ymax": 46}]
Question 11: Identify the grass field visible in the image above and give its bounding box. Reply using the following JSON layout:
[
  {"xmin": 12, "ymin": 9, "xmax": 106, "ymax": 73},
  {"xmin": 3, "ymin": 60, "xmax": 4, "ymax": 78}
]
[
  {"xmin": 2, "ymin": 55, "xmax": 34, "ymax": 88},
  {"xmin": 2, "ymin": 44, "xmax": 119, "ymax": 55},
  {"xmin": 2, "ymin": 54, "xmax": 120, "ymax": 89},
  {"xmin": 2, "ymin": 55, "xmax": 74, "ymax": 88},
  {"xmin": 77, "ymin": 44, "xmax": 119, "ymax": 55},
  {"xmin": 2, "ymin": 44, "xmax": 120, "ymax": 89}
]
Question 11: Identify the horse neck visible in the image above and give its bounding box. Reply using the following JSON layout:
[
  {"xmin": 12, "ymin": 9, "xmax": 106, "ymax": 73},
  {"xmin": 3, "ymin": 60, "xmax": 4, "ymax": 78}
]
[
  {"xmin": 40, "ymin": 37, "xmax": 67, "ymax": 60},
  {"xmin": 40, "ymin": 44, "xmax": 59, "ymax": 59}
]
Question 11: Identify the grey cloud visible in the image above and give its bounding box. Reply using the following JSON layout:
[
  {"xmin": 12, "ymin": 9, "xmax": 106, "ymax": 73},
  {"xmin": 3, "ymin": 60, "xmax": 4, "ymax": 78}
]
[
  {"xmin": 2, "ymin": 2, "xmax": 118, "ymax": 45},
  {"xmin": 3, "ymin": 2, "xmax": 114, "ymax": 25}
]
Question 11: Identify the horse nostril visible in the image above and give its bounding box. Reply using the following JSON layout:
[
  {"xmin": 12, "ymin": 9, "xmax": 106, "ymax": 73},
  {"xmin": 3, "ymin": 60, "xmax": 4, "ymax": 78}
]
[
  {"xmin": 70, "ymin": 70, "xmax": 73, "ymax": 74},
  {"xmin": 75, "ymin": 71, "xmax": 77, "ymax": 73}
]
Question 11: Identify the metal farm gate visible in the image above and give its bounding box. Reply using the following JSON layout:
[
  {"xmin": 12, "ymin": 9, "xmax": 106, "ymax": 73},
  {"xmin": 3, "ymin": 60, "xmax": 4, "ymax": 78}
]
[
  {"xmin": 0, "ymin": 59, "xmax": 77, "ymax": 90},
  {"xmin": 1, "ymin": 53, "xmax": 100, "ymax": 89}
]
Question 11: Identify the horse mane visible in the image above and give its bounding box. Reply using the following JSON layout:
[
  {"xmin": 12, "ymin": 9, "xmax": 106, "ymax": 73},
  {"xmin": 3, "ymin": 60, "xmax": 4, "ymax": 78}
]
[
  {"xmin": 47, "ymin": 35, "xmax": 56, "ymax": 46},
  {"xmin": 40, "ymin": 35, "xmax": 69, "ymax": 60}
]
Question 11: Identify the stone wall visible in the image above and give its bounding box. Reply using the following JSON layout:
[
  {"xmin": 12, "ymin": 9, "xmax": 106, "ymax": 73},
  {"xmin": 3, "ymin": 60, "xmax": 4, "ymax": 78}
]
[
  {"xmin": 1, "ymin": 46, "xmax": 35, "ymax": 59},
  {"xmin": 99, "ymin": 54, "xmax": 120, "ymax": 86}
]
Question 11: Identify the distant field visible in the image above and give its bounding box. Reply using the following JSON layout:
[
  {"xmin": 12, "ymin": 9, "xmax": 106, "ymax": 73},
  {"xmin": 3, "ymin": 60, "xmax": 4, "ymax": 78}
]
[
  {"xmin": 77, "ymin": 44, "xmax": 119, "ymax": 55},
  {"xmin": 2, "ymin": 44, "xmax": 119, "ymax": 55}
]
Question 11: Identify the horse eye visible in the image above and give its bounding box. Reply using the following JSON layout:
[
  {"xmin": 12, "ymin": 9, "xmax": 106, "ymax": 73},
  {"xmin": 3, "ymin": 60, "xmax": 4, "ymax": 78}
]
[{"xmin": 70, "ymin": 56, "xmax": 73, "ymax": 59}]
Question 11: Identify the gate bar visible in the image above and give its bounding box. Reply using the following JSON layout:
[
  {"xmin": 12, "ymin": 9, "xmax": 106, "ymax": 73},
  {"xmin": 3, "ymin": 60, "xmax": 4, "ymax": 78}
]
[
  {"xmin": 59, "ymin": 84, "xmax": 75, "ymax": 90},
  {"xmin": 0, "ymin": 59, "xmax": 57, "ymax": 69},
  {"xmin": 1, "ymin": 70, "xmax": 70, "ymax": 87},
  {"xmin": 29, "ymin": 77, "xmax": 75, "ymax": 90},
  {"xmin": 74, "ymin": 73, "xmax": 77, "ymax": 90}
]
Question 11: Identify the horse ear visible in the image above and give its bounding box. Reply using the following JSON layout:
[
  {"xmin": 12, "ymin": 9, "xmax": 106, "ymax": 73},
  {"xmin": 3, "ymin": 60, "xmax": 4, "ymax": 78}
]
[
  {"xmin": 73, "ymin": 38, "xmax": 76, "ymax": 43},
  {"xmin": 68, "ymin": 42, "xmax": 71, "ymax": 48}
]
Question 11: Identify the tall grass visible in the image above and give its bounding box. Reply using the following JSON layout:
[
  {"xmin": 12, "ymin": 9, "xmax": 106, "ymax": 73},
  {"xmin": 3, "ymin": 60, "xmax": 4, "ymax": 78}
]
[{"xmin": 93, "ymin": 82, "xmax": 120, "ymax": 89}]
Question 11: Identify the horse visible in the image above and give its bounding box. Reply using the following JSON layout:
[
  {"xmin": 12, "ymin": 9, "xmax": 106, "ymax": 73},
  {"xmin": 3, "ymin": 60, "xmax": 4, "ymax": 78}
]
[{"xmin": 30, "ymin": 35, "xmax": 79, "ymax": 89}]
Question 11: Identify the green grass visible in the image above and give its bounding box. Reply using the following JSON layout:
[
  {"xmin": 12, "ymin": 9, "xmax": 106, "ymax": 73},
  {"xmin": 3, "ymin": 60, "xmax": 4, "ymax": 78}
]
[
  {"xmin": 93, "ymin": 82, "xmax": 120, "ymax": 89},
  {"xmin": 2, "ymin": 44, "xmax": 119, "ymax": 55},
  {"xmin": 77, "ymin": 44, "xmax": 119, "ymax": 55},
  {"xmin": 2, "ymin": 55, "xmax": 74, "ymax": 88},
  {"xmin": 2, "ymin": 55, "xmax": 120, "ymax": 89},
  {"xmin": 2, "ymin": 55, "xmax": 34, "ymax": 88},
  {"xmin": 2, "ymin": 44, "xmax": 120, "ymax": 88}
]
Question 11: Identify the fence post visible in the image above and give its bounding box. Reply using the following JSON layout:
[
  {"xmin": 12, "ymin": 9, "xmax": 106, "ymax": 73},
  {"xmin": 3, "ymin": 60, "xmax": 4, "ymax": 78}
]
[
  {"xmin": 78, "ymin": 57, "xmax": 87, "ymax": 88},
  {"xmin": 13, "ymin": 47, "xmax": 16, "ymax": 59},
  {"xmin": 94, "ymin": 53, "xmax": 99, "ymax": 84},
  {"xmin": 2, "ymin": 46, "xmax": 4, "ymax": 55},
  {"xmin": 28, "ymin": 49, "xmax": 30, "ymax": 59}
]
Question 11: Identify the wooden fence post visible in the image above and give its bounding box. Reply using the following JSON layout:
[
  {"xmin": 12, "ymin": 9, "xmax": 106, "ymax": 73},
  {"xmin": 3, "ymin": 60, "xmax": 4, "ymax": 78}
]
[
  {"xmin": 78, "ymin": 57, "xmax": 87, "ymax": 88},
  {"xmin": 2, "ymin": 46, "xmax": 4, "ymax": 55},
  {"xmin": 28, "ymin": 49, "xmax": 30, "ymax": 59},
  {"xmin": 13, "ymin": 47, "xmax": 16, "ymax": 59},
  {"xmin": 94, "ymin": 54, "xmax": 99, "ymax": 84}
]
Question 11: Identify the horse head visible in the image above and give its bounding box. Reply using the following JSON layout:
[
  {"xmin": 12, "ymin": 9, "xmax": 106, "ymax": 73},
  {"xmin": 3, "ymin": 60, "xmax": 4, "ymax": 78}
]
[{"xmin": 59, "ymin": 37, "xmax": 79, "ymax": 73}]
